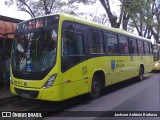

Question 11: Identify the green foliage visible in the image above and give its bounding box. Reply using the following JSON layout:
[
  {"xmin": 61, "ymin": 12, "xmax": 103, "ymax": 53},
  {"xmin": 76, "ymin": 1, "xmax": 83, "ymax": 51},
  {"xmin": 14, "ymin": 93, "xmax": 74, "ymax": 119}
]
[
  {"xmin": 99, "ymin": 0, "xmax": 159, "ymax": 41},
  {"xmin": 120, "ymin": 0, "xmax": 158, "ymax": 39}
]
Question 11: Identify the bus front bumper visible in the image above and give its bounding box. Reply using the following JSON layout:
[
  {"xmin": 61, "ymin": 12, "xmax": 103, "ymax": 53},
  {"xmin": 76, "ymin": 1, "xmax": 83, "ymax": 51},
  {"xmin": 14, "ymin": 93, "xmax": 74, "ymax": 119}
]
[{"xmin": 10, "ymin": 84, "xmax": 62, "ymax": 101}]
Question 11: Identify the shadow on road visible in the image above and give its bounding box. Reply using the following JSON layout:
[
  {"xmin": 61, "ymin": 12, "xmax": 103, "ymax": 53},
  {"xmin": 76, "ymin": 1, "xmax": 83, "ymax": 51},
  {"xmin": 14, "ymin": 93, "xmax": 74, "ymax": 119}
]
[{"xmin": 23, "ymin": 73, "xmax": 156, "ymax": 117}]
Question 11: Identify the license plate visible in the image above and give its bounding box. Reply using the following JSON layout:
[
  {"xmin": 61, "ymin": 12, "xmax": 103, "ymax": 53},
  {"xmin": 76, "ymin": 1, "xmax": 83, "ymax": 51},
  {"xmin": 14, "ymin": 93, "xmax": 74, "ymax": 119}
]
[{"xmin": 21, "ymin": 93, "xmax": 31, "ymax": 98}]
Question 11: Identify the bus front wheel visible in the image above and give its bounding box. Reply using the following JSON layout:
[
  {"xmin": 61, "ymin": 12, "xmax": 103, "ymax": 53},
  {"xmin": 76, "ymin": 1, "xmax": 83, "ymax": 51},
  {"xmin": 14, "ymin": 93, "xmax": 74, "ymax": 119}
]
[{"xmin": 90, "ymin": 75, "xmax": 102, "ymax": 99}]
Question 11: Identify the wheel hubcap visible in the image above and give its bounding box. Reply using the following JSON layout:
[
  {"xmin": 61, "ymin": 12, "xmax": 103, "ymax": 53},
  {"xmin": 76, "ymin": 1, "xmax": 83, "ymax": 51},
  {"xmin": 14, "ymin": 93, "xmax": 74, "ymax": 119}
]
[{"xmin": 92, "ymin": 81, "xmax": 99, "ymax": 93}]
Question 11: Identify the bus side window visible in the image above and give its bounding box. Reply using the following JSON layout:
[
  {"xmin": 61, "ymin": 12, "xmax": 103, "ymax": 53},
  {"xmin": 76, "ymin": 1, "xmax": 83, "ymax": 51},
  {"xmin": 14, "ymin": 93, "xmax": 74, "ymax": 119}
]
[
  {"xmin": 119, "ymin": 35, "xmax": 129, "ymax": 54},
  {"xmin": 129, "ymin": 38, "xmax": 138, "ymax": 55},
  {"xmin": 137, "ymin": 40, "xmax": 144, "ymax": 55},
  {"xmin": 149, "ymin": 42, "xmax": 152, "ymax": 55},
  {"xmin": 88, "ymin": 29, "xmax": 104, "ymax": 54},
  {"xmin": 144, "ymin": 41, "xmax": 150, "ymax": 55},
  {"xmin": 62, "ymin": 31, "xmax": 84, "ymax": 56},
  {"xmin": 76, "ymin": 34, "xmax": 84, "ymax": 55},
  {"xmin": 105, "ymin": 32, "xmax": 118, "ymax": 54},
  {"xmin": 62, "ymin": 31, "xmax": 74, "ymax": 56}
]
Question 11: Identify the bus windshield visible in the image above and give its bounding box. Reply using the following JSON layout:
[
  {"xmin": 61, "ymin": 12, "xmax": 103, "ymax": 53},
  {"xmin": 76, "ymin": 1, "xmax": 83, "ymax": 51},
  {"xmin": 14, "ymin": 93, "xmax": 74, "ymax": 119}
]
[
  {"xmin": 12, "ymin": 28, "xmax": 58, "ymax": 72},
  {"xmin": 153, "ymin": 44, "xmax": 160, "ymax": 61},
  {"xmin": 153, "ymin": 51, "xmax": 159, "ymax": 61}
]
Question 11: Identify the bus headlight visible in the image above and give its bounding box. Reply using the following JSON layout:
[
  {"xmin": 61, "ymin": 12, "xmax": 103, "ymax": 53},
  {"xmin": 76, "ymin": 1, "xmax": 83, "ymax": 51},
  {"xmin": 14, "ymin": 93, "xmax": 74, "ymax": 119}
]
[
  {"xmin": 155, "ymin": 62, "xmax": 160, "ymax": 67},
  {"xmin": 43, "ymin": 74, "xmax": 57, "ymax": 89},
  {"xmin": 10, "ymin": 77, "xmax": 13, "ymax": 85}
]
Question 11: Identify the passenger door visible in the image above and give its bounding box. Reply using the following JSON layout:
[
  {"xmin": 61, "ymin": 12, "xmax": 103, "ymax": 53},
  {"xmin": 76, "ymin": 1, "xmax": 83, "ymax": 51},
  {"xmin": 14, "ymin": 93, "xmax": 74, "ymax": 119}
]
[{"xmin": 62, "ymin": 21, "xmax": 89, "ymax": 100}]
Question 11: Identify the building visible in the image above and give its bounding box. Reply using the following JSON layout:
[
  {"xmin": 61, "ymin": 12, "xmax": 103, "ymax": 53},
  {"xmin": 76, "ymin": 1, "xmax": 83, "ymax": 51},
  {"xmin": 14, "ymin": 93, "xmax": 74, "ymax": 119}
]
[
  {"xmin": 0, "ymin": 15, "xmax": 23, "ymax": 38},
  {"xmin": 0, "ymin": 15, "xmax": 23, "ymax": 79}
]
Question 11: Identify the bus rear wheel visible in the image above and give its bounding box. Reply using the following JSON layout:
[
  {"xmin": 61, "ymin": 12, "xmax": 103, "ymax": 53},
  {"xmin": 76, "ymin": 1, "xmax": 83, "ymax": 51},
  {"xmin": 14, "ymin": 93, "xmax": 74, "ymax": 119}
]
[
  {"xmin": 138, "ymin": 67, "xmax": 144, "ymax": 81},
  {"xmin": 90, "ymin": 75, "xmax": 102, "ymax": 99}
]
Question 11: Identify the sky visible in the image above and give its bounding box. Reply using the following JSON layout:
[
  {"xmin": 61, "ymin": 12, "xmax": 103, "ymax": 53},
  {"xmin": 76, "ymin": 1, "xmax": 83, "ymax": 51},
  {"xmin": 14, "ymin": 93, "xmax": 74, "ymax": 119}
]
[
  {"xmin": 0, "ymin": 0, "xmax": 156, "ymax": 43},
  {"xmin": 0, "ymin": 0, "xmax": 119, "ymax": 21},
  {"xmin": 0, "ymin": 0, "xmax": 31, "ymax": 20}
]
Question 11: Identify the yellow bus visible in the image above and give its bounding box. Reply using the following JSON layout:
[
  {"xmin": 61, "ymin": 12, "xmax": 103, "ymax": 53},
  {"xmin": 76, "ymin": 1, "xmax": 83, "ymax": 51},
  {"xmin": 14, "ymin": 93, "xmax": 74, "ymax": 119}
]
[
  {"xmin": 153, "ymin": 43, "xmax": 160, "ymax": 70},
  {"xmin": 10, "ymin": 13, "xmax": 153, "ymax": 101}
]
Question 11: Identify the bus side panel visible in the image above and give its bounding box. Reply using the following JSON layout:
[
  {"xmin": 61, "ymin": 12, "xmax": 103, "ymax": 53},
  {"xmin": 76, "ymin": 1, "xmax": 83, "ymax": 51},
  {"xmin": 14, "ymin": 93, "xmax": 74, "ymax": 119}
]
[
  {"xmin": 87, "ymin": 56, "xmax": 117, "ymax": 87},
  {"xmin": 117, "ymin": 56, "xmax": 130, "ymax": 82},
  {"xmin": 132, "ymin": 55, "xmax": 140, "ymax": 77},
  {"xmin": 62, "ymin": 62, "xmax": 89, "ymax": 100},
  {"xmin": 138, "ymin": 55, "xmax": 153, "ymax": 74},
  {"xmin": 127, "ymin": 55, "xmax": 138, "ymax": 79},
  {"xmin": 145, "ymin": 56, "xmax": 153, "ymax": 73},
  {"xmin": 105, "ymin": 57, "xmax": 117, "ymax": 86}
]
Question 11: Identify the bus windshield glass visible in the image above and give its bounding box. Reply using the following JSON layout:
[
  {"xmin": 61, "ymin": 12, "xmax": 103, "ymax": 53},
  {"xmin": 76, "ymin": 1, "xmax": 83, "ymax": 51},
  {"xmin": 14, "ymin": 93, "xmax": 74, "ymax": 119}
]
[
  {"xmin": 12, "ymin": 20, "xmax": 58, "ymax": 72},
  {"xmin": 12, "ymin": 28, "xmax": 58, "ymax": 72},
  {"xmin": 153, "ymin": 44, "xmax": 160, "ymax": 61}
]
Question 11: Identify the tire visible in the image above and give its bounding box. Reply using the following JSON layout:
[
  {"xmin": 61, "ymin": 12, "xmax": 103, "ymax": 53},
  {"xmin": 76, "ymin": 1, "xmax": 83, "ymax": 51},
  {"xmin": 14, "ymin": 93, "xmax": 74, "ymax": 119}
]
[
  {"xmin": 138, "ymin": 67, "xmax": 144, "ymax": 82},
  {"xmin": 89, "ymin": 75, "xmax": 102, "ymax": 99}
]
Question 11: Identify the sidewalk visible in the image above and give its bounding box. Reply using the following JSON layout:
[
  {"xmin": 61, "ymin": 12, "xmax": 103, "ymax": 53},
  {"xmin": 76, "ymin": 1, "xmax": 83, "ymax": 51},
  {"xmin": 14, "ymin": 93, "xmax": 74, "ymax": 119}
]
[
  {"xmin": 0, "ymin": 79, "xmax": 14, "ymax": 100},
  {"xmin": 0, "ymin": 89, "xmax": 14, "ymax": 100}
]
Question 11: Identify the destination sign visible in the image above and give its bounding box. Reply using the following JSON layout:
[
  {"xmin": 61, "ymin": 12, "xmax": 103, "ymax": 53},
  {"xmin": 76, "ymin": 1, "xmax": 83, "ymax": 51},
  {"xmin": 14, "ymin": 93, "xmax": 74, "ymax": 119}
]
[{"xmin": 17, "ymin": 15, "xmax": 59, "ymax": 31}]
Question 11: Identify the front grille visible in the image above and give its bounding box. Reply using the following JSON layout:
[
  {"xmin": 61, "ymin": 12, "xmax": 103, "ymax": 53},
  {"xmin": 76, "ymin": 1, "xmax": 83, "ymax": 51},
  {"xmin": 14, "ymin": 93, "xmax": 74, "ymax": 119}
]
[
  {"xmin": 15, "ymin": 88, "xmax": 39, "ymax": 98},
  {"xmin": 12, "ymin": 71, "xmax": 48, "ymax": 80}
]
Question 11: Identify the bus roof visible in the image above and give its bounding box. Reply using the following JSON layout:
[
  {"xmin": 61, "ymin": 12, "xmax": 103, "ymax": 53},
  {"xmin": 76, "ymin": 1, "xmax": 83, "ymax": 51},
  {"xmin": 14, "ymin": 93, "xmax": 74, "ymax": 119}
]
[
  {"xmin": 19, "ymin": 13, "xmax": 151, "ymax": 42},
  {"xmin": 60, "ymin": 13, "xmax": 151, "ymax": 42}
]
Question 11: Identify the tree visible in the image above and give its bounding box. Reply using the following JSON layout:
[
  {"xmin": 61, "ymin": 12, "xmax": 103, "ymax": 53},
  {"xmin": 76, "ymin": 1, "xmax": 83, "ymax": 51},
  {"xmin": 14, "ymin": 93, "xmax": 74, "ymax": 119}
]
[
  {"xmin": 99, "ymin": 0, "xmax": 121, "ymax": 28},
  {"xmin": 125, "ymin": 0, "xmax": 159, "ymax": 42},
  {"xmin": 69, "ymin": 0, "xmax": 96, "ymax": 5},
  {"xmin": 4, "ymin": 0, "xmax": 80, "ymax": 18},
  {"xmin": 99, "ymin": 0, "xmax": 160, "ymax": 42},
  {"xmin": 125, "ymin": 0, "xmax": 151, "ymax": 37},
  {"xmin": 152, "ymin": 0, "xmax": 160, "ymax": 43},
  {"xmin": 98, "ymin": 0, "xmax": 133, "ymax": 30}
]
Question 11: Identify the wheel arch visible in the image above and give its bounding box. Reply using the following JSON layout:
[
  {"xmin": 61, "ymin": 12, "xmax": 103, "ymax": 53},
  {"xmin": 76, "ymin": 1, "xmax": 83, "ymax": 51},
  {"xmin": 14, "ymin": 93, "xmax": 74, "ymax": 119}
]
[
  {"xmin": 92, "ymin": 70, "xmax": 105, "ymax": 89},
  {"xmin": 140, "ymin": 64, "xmax": 144, "ymax": 73}
]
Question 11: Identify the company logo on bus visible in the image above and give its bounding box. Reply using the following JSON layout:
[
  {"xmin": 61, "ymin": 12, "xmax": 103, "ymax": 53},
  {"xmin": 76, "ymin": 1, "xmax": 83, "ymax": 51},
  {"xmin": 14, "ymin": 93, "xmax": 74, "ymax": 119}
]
[{"xmin": 111, "ymin": 60, "xmax": 116, "ymax": 71}]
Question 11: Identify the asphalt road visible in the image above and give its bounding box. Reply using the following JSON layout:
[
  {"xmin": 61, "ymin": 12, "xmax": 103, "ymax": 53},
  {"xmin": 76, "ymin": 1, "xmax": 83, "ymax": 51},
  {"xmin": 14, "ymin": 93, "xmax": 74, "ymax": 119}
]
[{"xmin": 44, "ymin": 72, "xmax": 160, "ymax": 120}]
